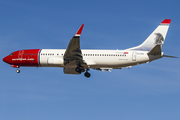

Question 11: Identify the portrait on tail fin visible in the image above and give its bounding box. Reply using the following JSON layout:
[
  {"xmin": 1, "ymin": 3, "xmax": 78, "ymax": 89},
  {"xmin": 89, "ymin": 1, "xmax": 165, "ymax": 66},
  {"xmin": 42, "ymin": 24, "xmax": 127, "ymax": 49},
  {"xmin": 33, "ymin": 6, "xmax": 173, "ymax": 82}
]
[
  {"xmin": 127, "ymin": 19, "xmax": 170, "ymax": 51},
  {"xmin": 154, "ymin": 33, "xmax": 164, "ymax": 46}
]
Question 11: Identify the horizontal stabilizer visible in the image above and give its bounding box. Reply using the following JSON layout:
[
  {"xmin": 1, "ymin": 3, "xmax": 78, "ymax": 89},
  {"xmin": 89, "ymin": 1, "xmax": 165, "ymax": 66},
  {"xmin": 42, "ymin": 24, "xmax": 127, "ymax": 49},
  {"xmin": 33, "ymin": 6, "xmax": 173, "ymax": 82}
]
[
  {"xmin": 147, "ymin": 45, "xmax": 161, "ymax": 55},
  {"xmin": 163, "ymin": 55, "xmax": 178, "ymax": 58}
]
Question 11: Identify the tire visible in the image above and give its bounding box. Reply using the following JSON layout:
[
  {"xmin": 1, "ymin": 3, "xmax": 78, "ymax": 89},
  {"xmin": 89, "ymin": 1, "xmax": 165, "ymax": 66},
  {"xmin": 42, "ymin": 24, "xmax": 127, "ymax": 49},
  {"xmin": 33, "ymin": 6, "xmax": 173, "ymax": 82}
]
[
  {"xmin": 17, "ymin": 69, "xmax": 20, "ymax": 73},
  {"xmin": 84, "ymin": 72, "xmax": 91, "ymax": 78},
  {"xmin": 75, "ymin": 67, "xmax": 81, "ymax": 73}
]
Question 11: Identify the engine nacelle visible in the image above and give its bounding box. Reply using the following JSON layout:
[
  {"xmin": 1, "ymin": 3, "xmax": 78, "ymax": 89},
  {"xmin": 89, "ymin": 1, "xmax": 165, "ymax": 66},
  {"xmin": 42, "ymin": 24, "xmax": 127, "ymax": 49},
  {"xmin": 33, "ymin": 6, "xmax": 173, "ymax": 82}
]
[
  {"xmin": 47, "ymin": 57, "xmax": 64, "ymax": 65},
  {"xmin": 63, "ymin": 68, "xmax": 81, "ymax": 74}
]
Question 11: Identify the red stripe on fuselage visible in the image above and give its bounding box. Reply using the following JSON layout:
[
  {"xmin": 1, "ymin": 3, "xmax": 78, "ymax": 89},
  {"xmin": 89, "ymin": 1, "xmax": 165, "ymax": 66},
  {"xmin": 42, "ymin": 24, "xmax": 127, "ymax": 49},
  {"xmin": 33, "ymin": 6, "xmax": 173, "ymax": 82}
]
[{"xmin": 3, "ymin": 49, "xmax": 40, "ymax": 67}]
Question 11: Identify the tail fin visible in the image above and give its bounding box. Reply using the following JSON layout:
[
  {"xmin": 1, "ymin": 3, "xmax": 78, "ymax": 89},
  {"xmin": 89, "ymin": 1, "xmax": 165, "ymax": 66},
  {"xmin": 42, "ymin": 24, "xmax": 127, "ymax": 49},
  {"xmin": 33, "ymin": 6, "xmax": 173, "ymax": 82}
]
[{"xmin": 128, "ymin": 19, "xmax": 171, "ymax": 51}]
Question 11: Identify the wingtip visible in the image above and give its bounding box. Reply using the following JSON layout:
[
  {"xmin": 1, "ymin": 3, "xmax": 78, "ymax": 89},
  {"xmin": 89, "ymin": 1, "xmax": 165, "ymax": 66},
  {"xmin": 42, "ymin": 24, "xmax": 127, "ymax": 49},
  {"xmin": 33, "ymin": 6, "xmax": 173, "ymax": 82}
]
[
  {"xmin": 75, "ymin": 24, "xmax": 84, "ymax": 36},
  {"xmin": 161, "ymin": 19, "xmax": 171, "ymax": 24}
]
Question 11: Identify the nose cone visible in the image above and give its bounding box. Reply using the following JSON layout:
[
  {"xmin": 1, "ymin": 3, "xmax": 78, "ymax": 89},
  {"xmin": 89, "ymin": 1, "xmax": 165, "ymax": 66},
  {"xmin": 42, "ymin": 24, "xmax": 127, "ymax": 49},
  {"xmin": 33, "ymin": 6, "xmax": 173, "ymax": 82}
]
[{"xmin": 3, "ymin": 56, "xmax": 9, "ymax": 64}]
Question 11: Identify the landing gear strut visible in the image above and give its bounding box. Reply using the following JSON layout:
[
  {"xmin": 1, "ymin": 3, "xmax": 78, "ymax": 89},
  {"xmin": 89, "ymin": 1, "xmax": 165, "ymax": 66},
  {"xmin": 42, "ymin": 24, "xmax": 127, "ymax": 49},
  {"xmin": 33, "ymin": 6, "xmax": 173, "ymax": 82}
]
[{"xmin": 75, "ymin": 62, "xmax": 91, "ymax": 78}]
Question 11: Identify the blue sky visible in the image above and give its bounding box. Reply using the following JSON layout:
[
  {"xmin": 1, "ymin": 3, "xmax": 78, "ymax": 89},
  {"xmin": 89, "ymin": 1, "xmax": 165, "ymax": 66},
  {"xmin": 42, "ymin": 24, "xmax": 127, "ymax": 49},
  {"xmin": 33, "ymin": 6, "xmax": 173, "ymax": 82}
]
[{"xmin": 0, "ymin": 0, "xmax": 180, "ymax": 120}]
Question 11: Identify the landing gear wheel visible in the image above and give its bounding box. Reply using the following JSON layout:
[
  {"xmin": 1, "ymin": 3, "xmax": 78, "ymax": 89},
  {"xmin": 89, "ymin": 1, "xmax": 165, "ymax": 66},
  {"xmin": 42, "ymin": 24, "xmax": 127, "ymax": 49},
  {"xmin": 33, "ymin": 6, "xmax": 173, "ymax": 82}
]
[
  {"xmin": 75, "ymin": 67, "xmax": 81, "ymax": 73},
  {"xmin": 16, "ymin": 69, "xmax": 20, "ymax": 73},
  {"xmin": 84, "ymin": 72, "xmax": 91, "ymax": 78}
]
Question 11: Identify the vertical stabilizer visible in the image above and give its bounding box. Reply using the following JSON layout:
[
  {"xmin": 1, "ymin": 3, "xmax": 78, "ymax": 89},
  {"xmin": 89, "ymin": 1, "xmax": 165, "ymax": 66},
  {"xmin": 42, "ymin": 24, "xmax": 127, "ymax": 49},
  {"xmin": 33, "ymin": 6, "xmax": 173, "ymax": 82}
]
[{"xmin": 128, "ymin": 19, "xmax": 171, "ymax": 51}]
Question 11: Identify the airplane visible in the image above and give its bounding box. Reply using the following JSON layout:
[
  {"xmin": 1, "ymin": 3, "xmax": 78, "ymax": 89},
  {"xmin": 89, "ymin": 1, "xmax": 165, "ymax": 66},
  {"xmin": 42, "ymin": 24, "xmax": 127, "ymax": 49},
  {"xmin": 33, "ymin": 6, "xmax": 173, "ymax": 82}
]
[{"xmin": 3, "ymin": 19, "xmax": 177, "ymax": 78}]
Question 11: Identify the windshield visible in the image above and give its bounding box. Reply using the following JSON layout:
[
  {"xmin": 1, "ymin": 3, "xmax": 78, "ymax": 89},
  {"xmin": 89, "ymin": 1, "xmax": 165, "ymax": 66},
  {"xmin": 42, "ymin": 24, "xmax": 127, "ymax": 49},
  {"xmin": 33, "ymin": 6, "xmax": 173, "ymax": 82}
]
[{"xmin": 10, "ymin": 53, "xmax": 14, "ymax": 56}]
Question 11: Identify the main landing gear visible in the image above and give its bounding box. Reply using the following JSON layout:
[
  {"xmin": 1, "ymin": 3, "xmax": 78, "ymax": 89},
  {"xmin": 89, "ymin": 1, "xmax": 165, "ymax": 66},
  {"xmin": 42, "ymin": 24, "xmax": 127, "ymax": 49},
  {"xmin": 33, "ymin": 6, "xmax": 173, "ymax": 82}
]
[
  {"xmin": 75, "ymin": 67, "xmax": 91, "ymax": 78},
  {"xmin": 84, "ymin": 71, "xmax": 91, "ymax": 78},
  {"xmin": 75, "ymin": 67, "xmax": 82, "ymax": 73}
]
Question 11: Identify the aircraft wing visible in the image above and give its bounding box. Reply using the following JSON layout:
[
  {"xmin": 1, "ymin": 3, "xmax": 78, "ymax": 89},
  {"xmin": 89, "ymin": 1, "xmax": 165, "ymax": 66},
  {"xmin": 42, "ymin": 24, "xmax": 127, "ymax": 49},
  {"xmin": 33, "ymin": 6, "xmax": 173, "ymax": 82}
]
[{"xmin": 63, "ymin": 24, "xmax": 86, "ymax": 66}]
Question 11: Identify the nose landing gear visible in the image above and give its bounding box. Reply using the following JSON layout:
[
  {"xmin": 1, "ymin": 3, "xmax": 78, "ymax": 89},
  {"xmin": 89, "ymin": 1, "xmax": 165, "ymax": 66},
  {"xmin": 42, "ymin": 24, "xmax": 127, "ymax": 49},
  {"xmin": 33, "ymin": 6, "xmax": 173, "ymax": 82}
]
[
  {"xmin": 16, "ymin": 68, "xmax": 20, "ymax": 73},
  {"xmin": 11, "ymin": 65, "xmax": 20, "ymax": 73}
]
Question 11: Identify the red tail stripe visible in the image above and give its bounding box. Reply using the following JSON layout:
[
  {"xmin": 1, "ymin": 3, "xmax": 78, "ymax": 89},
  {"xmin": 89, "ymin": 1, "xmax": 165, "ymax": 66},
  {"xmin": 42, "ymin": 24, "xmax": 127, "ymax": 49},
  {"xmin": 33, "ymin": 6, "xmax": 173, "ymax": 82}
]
[{"xmin": 161, "ymin": 19, "xmax": 171, "ymax": 24}]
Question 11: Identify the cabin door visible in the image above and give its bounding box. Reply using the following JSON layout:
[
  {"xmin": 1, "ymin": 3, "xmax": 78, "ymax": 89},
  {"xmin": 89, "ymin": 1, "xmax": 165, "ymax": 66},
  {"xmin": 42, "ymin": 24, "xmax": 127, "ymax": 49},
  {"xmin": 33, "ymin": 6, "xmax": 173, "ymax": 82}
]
[{"xmin": 132, "ymin": 52, "xmax": 137, "ymax": 61}]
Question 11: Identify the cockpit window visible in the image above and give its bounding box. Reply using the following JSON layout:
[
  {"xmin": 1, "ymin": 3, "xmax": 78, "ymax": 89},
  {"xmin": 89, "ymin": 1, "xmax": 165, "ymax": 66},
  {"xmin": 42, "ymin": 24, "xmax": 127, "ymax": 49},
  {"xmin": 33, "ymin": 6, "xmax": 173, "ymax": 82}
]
[{"xmin": 10, "ymin": 53, "xmax": 14, "ymax": 56}]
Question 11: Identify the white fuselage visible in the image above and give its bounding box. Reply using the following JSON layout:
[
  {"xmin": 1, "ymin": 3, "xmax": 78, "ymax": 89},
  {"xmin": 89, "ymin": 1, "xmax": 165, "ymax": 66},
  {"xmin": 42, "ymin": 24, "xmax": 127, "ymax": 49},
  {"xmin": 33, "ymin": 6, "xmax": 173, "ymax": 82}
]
[{"xmin": 39, "ymin": 49, "xmax": 162, "ymax": 68}]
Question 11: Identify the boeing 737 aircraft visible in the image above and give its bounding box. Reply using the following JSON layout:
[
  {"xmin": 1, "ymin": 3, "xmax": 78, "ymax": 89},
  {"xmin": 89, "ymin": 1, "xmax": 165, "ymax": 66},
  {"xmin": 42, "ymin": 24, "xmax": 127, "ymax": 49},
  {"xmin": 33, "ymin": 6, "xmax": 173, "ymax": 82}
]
[{"xmin": 3, "ymin": 19, "xmax": 177, "ymax": 78}]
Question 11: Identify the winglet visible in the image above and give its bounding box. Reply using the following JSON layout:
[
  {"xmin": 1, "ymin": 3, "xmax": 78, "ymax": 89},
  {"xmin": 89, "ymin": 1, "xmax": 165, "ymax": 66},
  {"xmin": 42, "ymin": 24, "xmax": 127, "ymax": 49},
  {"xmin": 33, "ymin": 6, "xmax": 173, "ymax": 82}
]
[
  {"xmin": 161, "ymin": 19, "xmax": 171, "ymax": 24},
  {"xmin": 75, "ymin": 24, "xmax": 84, "ymax": 36}
]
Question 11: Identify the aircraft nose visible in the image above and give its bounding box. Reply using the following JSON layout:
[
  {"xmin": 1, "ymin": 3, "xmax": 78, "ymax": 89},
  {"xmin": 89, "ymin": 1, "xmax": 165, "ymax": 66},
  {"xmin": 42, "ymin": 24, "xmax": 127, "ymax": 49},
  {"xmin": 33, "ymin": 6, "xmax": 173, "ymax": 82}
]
[{"xmin": 3, "ymin": 56, "xmax": 9, "ymax": 63}]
